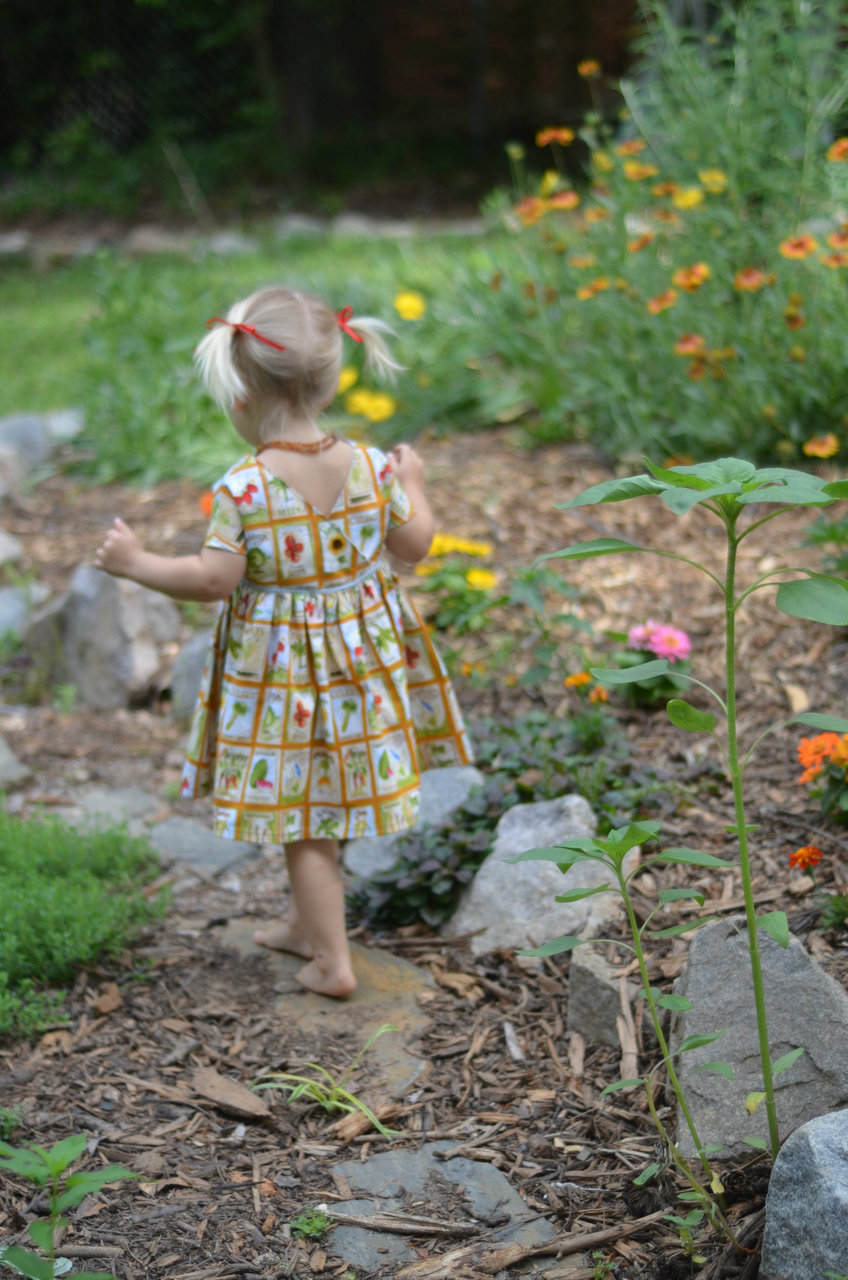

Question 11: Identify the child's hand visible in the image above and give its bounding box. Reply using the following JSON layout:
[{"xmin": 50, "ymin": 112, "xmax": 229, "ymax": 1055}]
[
  {"xmin": 387, "ymin": 443, "xmax": 426, "ymax": 491},
  {"xmin": 94, "ymin": 518, "xmax": 144, "ymax": 580}
]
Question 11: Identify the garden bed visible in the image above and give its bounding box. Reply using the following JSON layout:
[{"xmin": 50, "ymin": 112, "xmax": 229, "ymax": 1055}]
[{"xmin": 2, "ymin": 429, "xmax": 848, "ymax": 1278}]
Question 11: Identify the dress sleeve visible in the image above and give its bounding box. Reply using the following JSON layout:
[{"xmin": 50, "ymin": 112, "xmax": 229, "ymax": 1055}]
[
  {"xmin": 388, "ymin": 472, "xmax": 414, "ymax": 528},
  {"xmin": 203, "ymin": 483, "xmax": 245, "ymax": 554}
]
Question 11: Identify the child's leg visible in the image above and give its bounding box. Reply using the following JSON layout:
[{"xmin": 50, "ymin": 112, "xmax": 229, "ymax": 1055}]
[
  {"xmin": 281, "ymin": 838, "xmax": 356, "ymax": 998},
  {"xmin": 253, "ymin": 850, "xmax": 314, "ymax": 958}
]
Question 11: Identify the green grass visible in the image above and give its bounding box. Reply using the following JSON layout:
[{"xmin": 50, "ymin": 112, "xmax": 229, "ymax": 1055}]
[{"xmin": 0, "ymin": 809, "xmax": 166, "ymax": 1036}]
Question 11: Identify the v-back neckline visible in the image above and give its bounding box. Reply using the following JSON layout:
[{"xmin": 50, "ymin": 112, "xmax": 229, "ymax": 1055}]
[{"xmin": 254, "ymin": 445, "xmax": 355, "ymax": 518}]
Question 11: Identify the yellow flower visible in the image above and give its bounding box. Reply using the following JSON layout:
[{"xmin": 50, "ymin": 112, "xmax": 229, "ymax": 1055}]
[
  {"xmin": 505, "ymin": 141, "xmax": 525, "ymax": 161},
  {"xmin": 789, "ymin": 345, "xmax": 807, "ymax": 362},
  {"xmin": 539, "ymin": 169, "xmax": 560, "ymax": 197},
  {"xmin": 592, "ymin": 150, "xmax": 615, "ymax": 173},
  {"xmin": 465, "ymin": 568, "xmax": 497, "ymax": 591},
  {"xmin": 577, "ymin": 59, "xmax": 601, "ymax": 78},
  {"xmin": 672, "ymin": 186, "xmax": 705, "ymax": 209},
  {"xmin": 394, "ymin": 291, "xmax": 427, "ymax": 321},
  {"xmin": 565, "ymin": 671, "xmax": 592, "ymax": 687},
  {"xmin": 361, "ymin": 391, "xmax": 396, "ymax": 422},
  {"xmin": 698, "ymin": 168, "xmax": 729, "ymax": 193},
  {"xmin": 337, "ymin": 366, "xmax": 358, "ymax": 393},
  {"xmin": 429, "ymin": 534, "xmax": 493, "ymax": 558}
]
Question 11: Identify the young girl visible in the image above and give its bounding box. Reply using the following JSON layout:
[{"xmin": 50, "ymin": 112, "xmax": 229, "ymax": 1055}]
[{"xmin": 94, "ymin": 286, "xmax": 473, "ymax": 998}]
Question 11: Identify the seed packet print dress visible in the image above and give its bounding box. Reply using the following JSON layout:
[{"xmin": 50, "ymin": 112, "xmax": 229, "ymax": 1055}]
[{"xmin": 180, "ymin": 443, "xmax": 473, "ymax": 845}]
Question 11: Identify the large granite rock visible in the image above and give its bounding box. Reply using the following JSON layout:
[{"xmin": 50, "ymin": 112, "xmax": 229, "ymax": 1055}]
[
  {"xmin": 443, "ymin": 794, "xmax": 619, "ymax": 956},
  {"xmin": 25, "ymin": 564, "xmax": 180, "ymax": 710},
  {"xmin": 760, "ymin": 1108, "xmax": 848, "ymax": 1280},
  {"xmin": 670, "ymin": 917, "xmax": 848, "ymax": 1157}
]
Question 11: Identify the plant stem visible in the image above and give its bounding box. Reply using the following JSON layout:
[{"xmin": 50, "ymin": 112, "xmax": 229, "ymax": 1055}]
[{"xmin": 723, "ymin": 515, "xmax": 780, "ymax": 1159}]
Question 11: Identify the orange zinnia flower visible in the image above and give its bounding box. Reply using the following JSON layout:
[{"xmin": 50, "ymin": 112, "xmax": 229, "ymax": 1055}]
[
  {"xmin": 674, "ymin": 333, "xmax": 706, "ymax": 355},
  {"xmin": 802, "ymin": 434, "xmax": 839, "ymax": 459},
  {"xmin": 734, "ymin": 267, "xmax": 771, "ymax": 292},
  {"xmin": 589, "ymin": 685, "xmax": 609, "ymax": 703},
  {"xmin": 577, "ymin": 59, "xmax": 601, "ymax": 78},
  {"xmin": 199, "ymin": 490, "xmax": 214, "ymax": 517},
  {"xmin": 652, "ymin": 181, "xmax": 678, "ymax": 197},
  {"xmin": 616, "ymin": 138, "xmax": 647, "ymax": 156},
  {"xmin": 627, "ymin": 232, "xmax": 655, "ymax": 252},
  {"xmin": 688, "ymin": 357, "xmax": 708, "ymax": 380},
  {"xmin": 798, "ymin": 732, "xmax": 841, "ymax": 783},
  {"xmin": 779, "ymin": 234, "xmax": 818, "ymax": 259},
  {"xmin": 584, "ymin": 207, "xmax": 610, "ymax": 223},
  {"xmin": 788, "ymin": 845, "xmax": 823, "ymax": 871},
  {"xmin": 515, "ymin": 196, "xmax": 548, "ymax": 226},
  {"xmin": 821, "ymin": 251, "xmax": 848, "ymax": 268},
  {"xmin": 827, "ymin": 229, "xmax": 848, "ymax": 249},
  {"xmin": 547, "ymin": 190, "xmax": 580, "ymax": 210},
  {"xmin": 672, "ymin": 262, "xmax": 712, "ymax": 291},
  {"xmin": 576, "ymin": 277, "xmax": 610, "ymax": 300},
  {"xmin": 647, "ymin": 289, "xmax": 678, "ymax": 313},
  {"xmin": 565, "ymin": 671, "xmax": 592, "ymax": 687},
  {"xmin": 826, "ymin": 137, "xmax": 848, "ymax": 162},
  {"xmin": 536, "ymin": 126, "xmax": 575, "ymax": 147},
  {"xmin": 623, "ymin": 160, "xmax": 659, "ymax": 181}
]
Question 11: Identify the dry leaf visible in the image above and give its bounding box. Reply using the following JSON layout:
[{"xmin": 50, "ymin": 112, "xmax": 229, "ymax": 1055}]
[
  {"xmin": 192, "ymin": 1066, "xmax": 271, "ymax": 1120},
  {"xmin": 309, "ymin": 1249, "xmax": 327, "ymax": 1273},
  {"xmin": 782, "ymin": 682, "xmax": 809, "ymax": 713},
  {"xmin": 91, "ymin": 982, "xmax": 123, "ymax": 1015},
  {"xmin": 431, "ymin": 967, "xmax": 484, "ymax": 1001}
]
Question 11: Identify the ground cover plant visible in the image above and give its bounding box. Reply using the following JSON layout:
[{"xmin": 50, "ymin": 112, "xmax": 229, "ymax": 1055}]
[
  {"xmin": 456, "ymin": 0, "xmax": 848, "ymax": 465},
  {"xmin": 516, "ymin": 456, "xmax": 848, "ymax": 1260},
  {"xmin": 0, "ymin": 810, "xmax": 165, "ymax": 1036}
]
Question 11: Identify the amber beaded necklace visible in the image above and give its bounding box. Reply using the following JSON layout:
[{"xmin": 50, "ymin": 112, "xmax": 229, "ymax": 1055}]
[{"xmin": 256, "ymin": 434, "xmax": 338, "ymax": 455}]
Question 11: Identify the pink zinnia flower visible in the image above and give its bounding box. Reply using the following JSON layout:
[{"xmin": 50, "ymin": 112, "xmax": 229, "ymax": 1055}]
[
  {"xmin": 645, "ymin": 625, "xmax": 692, "ymax": 662},
  {"xmin": 628, "ymin": 620, "xmax": 658, "ymax": 649}
]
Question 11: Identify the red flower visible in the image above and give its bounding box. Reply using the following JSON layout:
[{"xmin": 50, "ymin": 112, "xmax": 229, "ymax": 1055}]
[
  {"xmin": 294, "ymin": 701, "xmax": 311, "ymax": 727},
  {"xmin": 305, "ymin": 601, "xmax": 316, "ymax": 616},
  {"xmin": 788, "ymin": 845, "xmax": 823, "ymax": 871},
  {"xmin": 284, "ymin": 534, "xmax": 304, "ymax": 562}
]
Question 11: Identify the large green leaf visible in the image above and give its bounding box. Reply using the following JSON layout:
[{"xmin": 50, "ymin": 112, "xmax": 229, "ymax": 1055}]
[
  {"xmin": 557, "ymin": 474, "xmax": 663, "ymax": 509},
  {"xmin": 776, "ymin": 575, "xmax": 848, "ymax": 624},
  {"xmin": 555, "ymin": 882, "xmax": 612, "ymax": 903},
  {"xmin": 509, "ymin": 842, "xmax": 597, "ymax": 865},
  {"xmin": 660, "ymin": 483, "xmax": 743, "ymax": 515},
  {"xmin": 678, "ymin": 458, "xmax": 755, "ymax": 486},
  {"xmin": 796, "ymin": 712, "xmax": 848, "ymax": 732},
  {"xmin": 666, "ymin": 700, "xmax": 715, "ymax": 732},
  {"xmin": 822, "ymin": 479, "xmax": 848, "ymax": 499},
  {"xmin": 0, "ymin": 1246, "xmax": 53, "ymax": 1280},
  {"xmin": 647, "ymin": 917, "xmax": 714, "ymax": 940},
  {"xmin": 678, "ymin": 1030, "xmax": 727, "ymax": 1053},
  {"xmin": 654, "ymin": 847, "xmax": 733, "ymax": 867},
  {"xmin": 591, "ymin": 659, "xmax": 670, "ymax": 684},
  {"xmin": 737, "ymin": 475, "xmax": 835, "ymax": 507},
  {"xmin": 537, "ymin": 537, "xmax": 640, "ymax": 564},
  {"xmin": 644, "ymin": 459, "xmax": 716, "ymax": 490},
  {"xmin": 658, "ymin": 887, "xmax": 706, "ymax": 906}
]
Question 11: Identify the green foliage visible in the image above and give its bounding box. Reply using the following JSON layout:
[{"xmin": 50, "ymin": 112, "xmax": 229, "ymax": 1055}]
[
  {"xmin": 0, "ymin": 1107, "xmax": 23, "ymax": 1142},
  {"xmin": 253, "ymin": 1025, "xmax": 399, "ymax": 1138},
  {"xmin": 819, "ymin": 893, "xmax": 848, "ymax": 932},
  {"xmin": 464, "ymin": 0, "xmax": 848, "ymax": 465},
  {"xmin": 290, "ymin": 1209, "xmax": 332, "ymax": 1241},
  {"xmin": 0, "ymin": 1133, "xmax": 135, "ymax": 1280},
  {"xmin": 0, "ymin": 810, "xmax": 165, "ymax": 1036},
  {"xmin": 804, "ymin": 511, "xmax": 848, "ymax": 576}
]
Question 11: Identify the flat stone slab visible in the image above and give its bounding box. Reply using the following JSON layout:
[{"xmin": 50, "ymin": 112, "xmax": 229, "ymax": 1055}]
[
  {"xmin": 321, "ymin": 1141, "xmax": 555, "ymax": 1274},
  {"xmin": 148, "ymin": 815, "xmax": 260, "ymax": 873},
  {"xmin": 219, "ymin": 919, "xmax": 432, "ymax": 1098}
]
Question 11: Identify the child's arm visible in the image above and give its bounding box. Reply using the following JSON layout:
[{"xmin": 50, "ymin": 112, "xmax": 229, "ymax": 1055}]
[
  {"xmin": 383, "ymin": 444, "xmax": 435, "ymax": 564},
  {"xmin": 95, "ymin": 518, "xmax": 246, "ymax": 602}
]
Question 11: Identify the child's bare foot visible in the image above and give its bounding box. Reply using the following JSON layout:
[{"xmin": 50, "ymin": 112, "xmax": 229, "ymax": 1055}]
[
  {"xmin": 253, "ymin": 922, "xmax": 314, "ymax": 958},
  {"xmin": 295, "ymin": 956, "xmax": 357, "ymax": 998}
]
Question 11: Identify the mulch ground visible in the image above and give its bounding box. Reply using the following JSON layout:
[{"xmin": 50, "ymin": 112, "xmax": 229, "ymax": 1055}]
[{"xmin": 1, "ymin": 430, "xmax": 848, "ymax": 1279}]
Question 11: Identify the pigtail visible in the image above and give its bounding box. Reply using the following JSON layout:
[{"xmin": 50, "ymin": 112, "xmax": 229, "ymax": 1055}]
[
  {"xmin": 193, "ymin": 300, "xmax": 251, "ymax": 410},
  {"xmin": 346, "ymin": 316, "xmax": 405, "ymax": 383}
]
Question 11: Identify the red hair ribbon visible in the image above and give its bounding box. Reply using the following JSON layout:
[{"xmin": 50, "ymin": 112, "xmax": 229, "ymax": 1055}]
[
  {"xmin": 206, "ymin": 317, "xmax": 287, "ymax": 351},
  {"xmin": 335, "ymin": 306, "xmax": 363, "ymax": 343}
]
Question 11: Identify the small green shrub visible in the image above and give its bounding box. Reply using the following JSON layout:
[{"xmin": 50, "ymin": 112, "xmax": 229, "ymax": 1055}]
[
  {"xmin": 0, "ymin": 810, "xmax": 166, "ymax": 1036},
  {"xmin": 290, "ymin": 1209, "xmax": 332, "ymax": 1240}
]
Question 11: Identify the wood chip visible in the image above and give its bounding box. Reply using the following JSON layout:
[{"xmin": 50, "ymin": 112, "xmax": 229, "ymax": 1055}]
[{"xmin": 191, "ymin": 1067, "xmax": 271, "ymax": 1120}]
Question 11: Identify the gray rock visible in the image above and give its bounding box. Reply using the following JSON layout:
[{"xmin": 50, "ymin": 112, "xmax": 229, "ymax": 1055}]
[
  {"xmin": 568, "ymin": 945, "xmax": 638, "ymax": 1047},
  {"xmin": 24, "ymin": 564, "xmax": 180, "ymax": 710},
  {"xmin": 0, "ymin": 231, "xmax": 30, "ymax": 258},
  {"xmin": 170, "ymin": 630, "xmax": 213, "ymax": 723},
  {"xmin": 148, "ymin": 815, "xmax": 259, "ymax": 873},
  {"xmin": 123, "ymin": 225, "xmax": 195, "ymax": 256},
  {"xmin": 760, "ymin": 1108, "xmax": 848, "ymax": 1280},
  {"xmin": 671, "ymin": 917, "xmax": 848, "ymax": 1157},
  {"xmin": 327, "ymin": 1141, "xmax": 554, "ymax": 1273},
  {"xmin": 0, "ymin": 529, "xmax": 23, "ymax": 567},
  {"xmin": 0, "ymin": 414, "xmax": 50, "ymax": 465},
  {"xmin": 0, "ymin": 734, "xmax": 29, "ymax": 787},
  {"xmin": 44, "ymin": 409, "xmax": 84, "ymax": 443},
  {"xmin": 344, "ymin": 764, "xmax": 485, "ymax": 876},
  {"xmin": 273, "ymin": 213, "xmax": 327, "ymax": 239},
  {"xmin": 0, "ymin": 582, "xmax": 50, "ymax": 637},
  {"xmin": 204, "ymin": 230, "xmax": 258, "ymax": 256},
  {"xmin": 63, "ymin": 786, "xmax": 162, "ymax": 838},
  {"xmin": 445, "ymin": 794, "xmax": 611, "ymax": 956}
]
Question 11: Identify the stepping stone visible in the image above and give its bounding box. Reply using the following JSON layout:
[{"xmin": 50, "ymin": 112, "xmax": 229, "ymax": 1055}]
[
  {"xmin": 323, "ymin": 1140, "xmax": 555, "ymax": 1274},
  {"xmin": 148, "ymin": 815, "xmax": 260, "ymax": 874},
  {"xmin": 219, "ymin": 919, "xmax": 432, "ymax": 1098}
]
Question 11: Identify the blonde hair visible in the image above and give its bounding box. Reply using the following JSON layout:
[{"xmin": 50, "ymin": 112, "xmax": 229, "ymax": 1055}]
[{"xmin": 194, "ymin": 286, "xmax": 402, "ymax": 415}]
